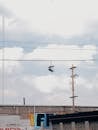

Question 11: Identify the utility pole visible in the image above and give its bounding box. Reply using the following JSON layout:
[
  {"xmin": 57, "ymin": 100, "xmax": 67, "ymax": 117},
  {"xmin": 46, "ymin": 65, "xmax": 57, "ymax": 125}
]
[
  {"xmin": 70, "ymin": 64, "xmax": 78, "ymax": 112},
  {"xmin": 2, "ymin": 16, "xmax": 5, "ymax": 104}
]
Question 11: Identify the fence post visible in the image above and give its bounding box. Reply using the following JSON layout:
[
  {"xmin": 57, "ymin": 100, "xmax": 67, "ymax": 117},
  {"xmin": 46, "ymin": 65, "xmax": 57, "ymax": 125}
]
[
  {"xmin": 59, "ymin": 122, "xmax": 64, "ymax": 130},
  {"xmin": 40, "ymin": 122, "xmax": 44, "ymax": 130},
  {"xmin": 49, "ymin": 122, "xmax": 53, "ymax": 130},
  {"xmin": 85, "ymin": 121, "xmax": 90, "ymax": 130},
  {"xmin": 72, "ymin": 122, "xmax": 75, "ymax": 130}
]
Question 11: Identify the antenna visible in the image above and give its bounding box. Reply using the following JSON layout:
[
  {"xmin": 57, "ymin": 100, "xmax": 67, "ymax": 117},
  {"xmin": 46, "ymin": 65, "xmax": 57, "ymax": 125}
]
[
  {"xmin": 70, "ymin": 64, "xmax": 78, "ymax": 112},
  {"xmin": 23, "ymin": 97, "xmax": 26, "ymax": 105}
]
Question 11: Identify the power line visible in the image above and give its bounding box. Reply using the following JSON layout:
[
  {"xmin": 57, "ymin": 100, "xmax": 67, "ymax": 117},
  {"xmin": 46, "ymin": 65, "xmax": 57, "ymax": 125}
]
[
  {"xmin": 2, "ymin": 16, "xmax": 5, "ymax": 104},
  {"xmin": 0, "ymin": 58, "xmax": 97, "ymax": 61},
  {"xmin": 0, "ymin": 46, "xmax": 97, "ymax": 50}
]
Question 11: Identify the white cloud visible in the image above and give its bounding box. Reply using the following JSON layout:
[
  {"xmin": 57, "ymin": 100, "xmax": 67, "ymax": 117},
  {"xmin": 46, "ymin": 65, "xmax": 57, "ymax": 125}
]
[
  {"xmin": 4, "ymin": 47, "xmax": 24, "ymax": 59},
  {"xmin": 75, "ymin": 76, "xmax": 98, "ymax": 106},
  {"xmin": 0, "ymin": 44, "xmax": 96, "ymax": 74},
  {"xmin": 6, "ymin": 73, "xmax": 71, "ymax": 105},
  {"xmin": 0, "ymin": 0, "xmax": 98, "ymax": 105},
  {"xmin": 0, "ymin": 45, "xmax": 97, "ymax": 105},
  {"xmin": 3, "ymin": 73, "xmax": 98, "ymax": 105},
  {"xmin": 25, "ymin": 44, "xmax": 97, "ymax": 66},
  {"xmin": 32, "ymin": 75, "xmax": 70, "ymax": 93},
  {"xmin": 20, "ymin": 74, "xmax": 75, "ymax": 94},
  {"xmin": 0, "ymin": 47, "xmax": 24, "ymax": 73},
  {"xmin": 1, "ymin": 0, "xmax": 98, "ymax": 36},
  {"xmin": 0, "ymin": 4, "xmax": 13, "ymax": 18}
]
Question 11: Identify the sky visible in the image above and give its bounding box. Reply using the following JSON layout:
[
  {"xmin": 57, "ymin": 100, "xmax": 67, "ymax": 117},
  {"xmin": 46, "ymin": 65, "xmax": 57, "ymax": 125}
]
[{"xmin": 0, "ymin": 0, "xmax": 98, "ymax": 106}]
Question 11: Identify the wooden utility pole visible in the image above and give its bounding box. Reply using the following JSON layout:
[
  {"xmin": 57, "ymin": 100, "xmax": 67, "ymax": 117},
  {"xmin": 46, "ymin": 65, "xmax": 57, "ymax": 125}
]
[{"xmin": 70, "ymin": 64, "xmax": 78, "ymax": 112}]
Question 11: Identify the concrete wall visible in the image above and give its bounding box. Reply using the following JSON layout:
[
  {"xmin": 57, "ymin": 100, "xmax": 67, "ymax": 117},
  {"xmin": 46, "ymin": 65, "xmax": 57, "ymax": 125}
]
[{"xmin": 0, "ymin": 105, "xmax": 98, "ymax": 119}]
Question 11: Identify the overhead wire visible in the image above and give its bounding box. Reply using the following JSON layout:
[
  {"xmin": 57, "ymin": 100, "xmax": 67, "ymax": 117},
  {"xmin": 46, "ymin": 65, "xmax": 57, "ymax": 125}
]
[
  {"xmin": 0, "ymin": 59, "xmax": 97, "ymax": 62},
  {"xmin": 0, "ymin": 40, "xmax": 98, "ymax": 62}
]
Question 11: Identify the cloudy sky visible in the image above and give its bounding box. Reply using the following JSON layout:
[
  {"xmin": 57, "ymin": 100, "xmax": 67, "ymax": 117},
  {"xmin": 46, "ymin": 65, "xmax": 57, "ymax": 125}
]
[{"xmin": 0, "ymin": 0, "xmax": 98, "ymax": 106}]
